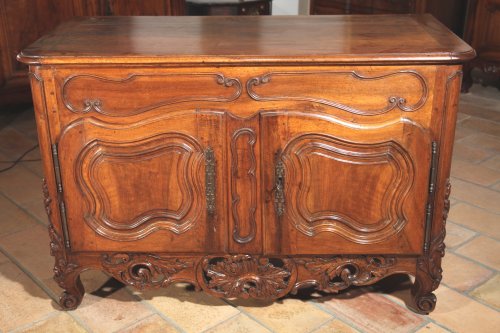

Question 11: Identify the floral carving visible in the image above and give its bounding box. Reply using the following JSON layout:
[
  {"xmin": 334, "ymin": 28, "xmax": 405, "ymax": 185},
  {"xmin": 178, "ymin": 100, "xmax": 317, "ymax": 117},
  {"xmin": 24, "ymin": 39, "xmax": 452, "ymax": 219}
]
[
  {"xmin": 101, "ymin": 253, "xmax": 193, "ymax": 289},
  {"xmin": 42, "ymin": 178, "xmax": 51, "ymax": 216},
  {"xmin": 200, "ymin": 255, "xmax": 295, "ymax": 299},
  {"xmin": 48, "ymin": 224, "xmax": 79, "ymax": 290},
  {"xmin": 294, "ymin": 256, "xmax": 397, "ymax": 293},
  {"xmin": 418, "ymin": 178, "xmax": 452, "ymax": 290}
]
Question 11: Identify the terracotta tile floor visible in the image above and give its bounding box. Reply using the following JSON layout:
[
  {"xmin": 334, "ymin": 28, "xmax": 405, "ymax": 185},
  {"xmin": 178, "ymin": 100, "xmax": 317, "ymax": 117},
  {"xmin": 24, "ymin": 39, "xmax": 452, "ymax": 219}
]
[{"xmin": 0, "ymin": 84, "xmax": 499, "ymax": 333}]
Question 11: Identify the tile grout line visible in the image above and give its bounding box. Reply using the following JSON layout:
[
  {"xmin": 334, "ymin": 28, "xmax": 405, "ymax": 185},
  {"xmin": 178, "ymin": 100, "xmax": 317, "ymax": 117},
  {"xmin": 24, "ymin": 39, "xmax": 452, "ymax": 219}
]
[
  {"xmin": 450, "ymin": 172, "xmax": 500, "ymax": 190},
  {"xmin": 109, "ymin": 312, "xmax": 172, "ymax": 333},
  {"xmin": 120, "ymin": 287, "xmax": 189, "ymax": 333},
  {"xmin": 0, "ymin": 244, "xmax": 96, "ymax": 333},
  {"xmin": 374, "ymin": 288, "xmax": 456, "ymax": 333},
  {"xmin": 198, "ymin": 311, "xmax": 243, "ymax": 333},
  {"xmin": 448, "ymin": 196, "xmax": 500, "ymax": 218},
  {"xmin": 310, "ymin": 300, "xmax": 369, "ymax": 333},
  {"xmin": 308, "ymin": 317, "xmax": 335, "ymax": 333},
  {"xmin": 6, "ymin": 311, "xmax": 60, "ymax": 333},
  {"xmin": 219, "ymin": 298, "xmax": 278, "ymax": 333},
  {"xmin": 446, "ymin": 219, "xmax": 483, "ymax": 243},
  {"xmin": 488, "ymin": 179, "xmax": 500, "ymax": 191},
  {"xmin": 0, "ymin": 191, "xmax": 49, "ymax": 228},
  {"xmin": 0, "ymin": 244, "xmax": 59, "ymax": 302},
  {"xmin": 452, "ymin": 233, "xmax": 500, "ymax": 261},
  {"xmin": 439, "ymin": 281, "xmax": 500, "ymax": 313},
  {"xmin": 448, "ymin": 234, "xmax": 500, "ymax": 273},
  {"xmin": 459, "ymin": 270, "xmax": 499, "ymax": 295},
  {"xmin": 448, "ymin": 248, "xmax": 499, "ymax": 275},
  {"xmin": 409, "ymin": 320, "xmax": 435, "ymax": 333}
]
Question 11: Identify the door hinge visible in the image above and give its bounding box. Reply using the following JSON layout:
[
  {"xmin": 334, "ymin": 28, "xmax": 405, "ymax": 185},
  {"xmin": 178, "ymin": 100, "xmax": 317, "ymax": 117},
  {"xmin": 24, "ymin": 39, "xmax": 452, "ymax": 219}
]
[
  {"xmin": 205, "ymin": 146, "xmax": 216, "ymax": 216},
  {"xmin": 423, "ymin": 141, "xmax": 439, "ymax": 253},
  {"xmin": 51, "ymin": 143, "xmax": 71, "ymax": 249}
]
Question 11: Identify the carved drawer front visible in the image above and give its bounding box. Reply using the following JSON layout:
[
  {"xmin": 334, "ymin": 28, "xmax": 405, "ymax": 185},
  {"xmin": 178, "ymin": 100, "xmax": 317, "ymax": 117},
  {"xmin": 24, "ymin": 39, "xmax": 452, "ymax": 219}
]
[
  {"xmin": 60, "ymin": 72, "xmax": 242, "ymax": 116},
  {"xmin": 261, "ymin": 112, "xmax": 431, "ymax": 255},
  {"xmin": 247, "ymin": 69, "xmax": 430, "ymax": 117},
  {"xmin": 57, "ymin": 112, "xmax": 226, "ymax": 252}
]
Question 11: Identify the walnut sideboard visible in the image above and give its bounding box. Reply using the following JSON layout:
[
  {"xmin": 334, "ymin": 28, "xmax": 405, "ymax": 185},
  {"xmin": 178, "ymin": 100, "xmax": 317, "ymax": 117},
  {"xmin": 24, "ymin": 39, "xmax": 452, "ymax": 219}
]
[{"xmin": 18, "ymin": 15, "xmax": 474, "ymax": 313}]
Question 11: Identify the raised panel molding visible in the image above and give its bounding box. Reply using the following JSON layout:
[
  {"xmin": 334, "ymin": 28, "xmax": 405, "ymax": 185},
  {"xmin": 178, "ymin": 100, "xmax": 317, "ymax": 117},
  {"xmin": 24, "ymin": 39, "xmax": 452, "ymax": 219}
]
[
  {"xmin": 62, "ymin": 73, "xmax": 242, "ymax": 116},
  {"xmin": 281, "ymin": 133, "xmax": 415, "ymax": 243},
  {"xmin": 75, "ymin": 132, "xmax": 205, "ymax": 241},
  {"xmin": 246, "ymin": 70, "xmax": 428, "ymax": 115},
  {"xmin": 231, "ymin": 128, "xmax": 257, "ymax": 244}
]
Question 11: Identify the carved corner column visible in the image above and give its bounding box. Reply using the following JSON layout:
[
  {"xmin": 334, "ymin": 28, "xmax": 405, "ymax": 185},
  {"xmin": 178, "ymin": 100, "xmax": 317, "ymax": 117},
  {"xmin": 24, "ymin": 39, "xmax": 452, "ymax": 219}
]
[
  {"xmin": 411, "ymin": 68, "xmax": 462, "ymax": 314},
  {"xmin": 31, "ymin": 68, "xmax": 84, "ymax": 311}
]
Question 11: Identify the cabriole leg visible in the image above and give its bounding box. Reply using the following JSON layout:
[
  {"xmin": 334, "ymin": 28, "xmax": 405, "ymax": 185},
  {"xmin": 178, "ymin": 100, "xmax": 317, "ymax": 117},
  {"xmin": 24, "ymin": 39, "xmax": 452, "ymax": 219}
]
[
  {"xmin": 410, "ymin": 265, "xmax": 439, "ymax": 314},
  {"xmin": 57, "ymin": 269, "xmax": 85, "ymax": 310}
]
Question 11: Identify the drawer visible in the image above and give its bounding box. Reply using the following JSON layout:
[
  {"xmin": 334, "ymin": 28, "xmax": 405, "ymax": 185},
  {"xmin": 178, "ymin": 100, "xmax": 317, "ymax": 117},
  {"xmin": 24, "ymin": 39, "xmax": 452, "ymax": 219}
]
[
  {"xmin": 58, "ymin": 71, "xmax": 242, "ymax": 117},
  {"xmin": 246, "ymin": 68, "xmax": 432, "ymax": 117}
]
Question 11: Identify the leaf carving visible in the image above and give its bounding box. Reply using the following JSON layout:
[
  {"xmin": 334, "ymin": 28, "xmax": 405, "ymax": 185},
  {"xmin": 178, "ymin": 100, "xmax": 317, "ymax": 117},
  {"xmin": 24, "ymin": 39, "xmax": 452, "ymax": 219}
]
[
  {"xmin": 102, "ymin": 253, "xmax": 193, "ymax": 289},
  {"xmin": 295, "ymin": 256, "xmax": 397, "ymax": 293},
  {"xmin": 201, "ymin": 255, "xmax": 295, "ymax": 299}
]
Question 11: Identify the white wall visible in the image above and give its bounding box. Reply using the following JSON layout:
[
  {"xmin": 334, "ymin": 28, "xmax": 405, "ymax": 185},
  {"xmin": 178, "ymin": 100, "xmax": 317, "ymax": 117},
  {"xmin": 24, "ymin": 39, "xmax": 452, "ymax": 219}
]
[{"xmin": 272, "ymin": 0, "xmax": 299, "ymax": 15}]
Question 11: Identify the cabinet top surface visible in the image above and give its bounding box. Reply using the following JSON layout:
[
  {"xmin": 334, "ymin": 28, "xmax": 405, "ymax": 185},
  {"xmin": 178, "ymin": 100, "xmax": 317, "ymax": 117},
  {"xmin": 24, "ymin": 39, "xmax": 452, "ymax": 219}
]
[{"xmin": 18, "ymin": 14, "xmax": 474, "ymax": 66}]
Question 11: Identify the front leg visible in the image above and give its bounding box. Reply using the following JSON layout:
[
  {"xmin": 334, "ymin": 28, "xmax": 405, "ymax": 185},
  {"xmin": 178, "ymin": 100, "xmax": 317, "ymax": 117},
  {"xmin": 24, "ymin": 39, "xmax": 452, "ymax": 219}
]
[
  {"xmin": 410, "ymin": 256, "xmax": 441, "ymax": 314},
  {"xmin": 49, "ymin": 224, "xmax": 85, "ymax": 310},
  {"xmin": 410, "ymin": 178, "xmax": 451, "ymax": 314},
  {"xmin": 56, "ymin": 266, "xmax": 85, "ymax": 310}
]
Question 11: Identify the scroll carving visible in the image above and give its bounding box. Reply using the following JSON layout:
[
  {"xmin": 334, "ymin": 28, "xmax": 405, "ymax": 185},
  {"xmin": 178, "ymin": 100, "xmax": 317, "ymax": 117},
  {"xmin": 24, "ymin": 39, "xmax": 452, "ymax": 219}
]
[
  {"xmin": 293, "ymin": 256, "xmax": 397, "ymax": 293},
  {"xmin": 101, "ymin": 253, "xmax": 194, "ymax": 289},
  {"xmin": 281, "ymin": 133, "xmax": 414, "ymax": 243},
  {"xmin": 247, "ymin": 70, "xmax": 428, "ymax": 115},
  {"xmin": 62, "ymin": 73, "xmax": 242, "ymax": 116},
  {"xmin": 75, "ymin": 132, "xmax": 204, "ymax": 241},
  {"xmin": 199, "ymin": 255, "xmax": 296, "ymax": 299},
  {"xmin": 231, "ymin": 129, "xmax": 257, "ymax": 243}
]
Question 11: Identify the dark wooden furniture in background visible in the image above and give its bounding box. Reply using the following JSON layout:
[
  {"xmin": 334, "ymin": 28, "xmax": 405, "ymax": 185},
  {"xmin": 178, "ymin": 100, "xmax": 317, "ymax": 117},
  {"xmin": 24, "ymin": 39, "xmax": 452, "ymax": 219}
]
[
  {"xmin": 309, "ymin": 0, "xmax": 468, "ymax": 36},
  {"xmin": 462, "ymin": 0, "xmax": 500, "ymax": 91},
  {"xmin": 0, "ymin": 0, "xmax": 184, "ymax": 109},
  {"xmin": 187, "ymin": 0, "xmax": 271, "ymax": 15},
  {"xmin": 19, "ymin": 14, "xmax": 474, "ymax": 313}
]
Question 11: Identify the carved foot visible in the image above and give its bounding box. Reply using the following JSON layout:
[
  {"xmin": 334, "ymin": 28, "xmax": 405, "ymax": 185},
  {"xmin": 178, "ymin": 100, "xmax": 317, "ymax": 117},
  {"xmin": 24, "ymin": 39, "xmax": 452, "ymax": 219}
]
[
  {"xmin": 410, "ymin": 291, "xmax": 437, "ymax": 314},
  {"xmin": 409, "ymin": 272, "xmax": 439, "ymax": 314},
  {"xmin": 49, "ymin": 223, "xmax": 85, "ymax": 310},
  {"xmin": 58, "ymin": 275, "xmax": 85, "ymax": 310}
]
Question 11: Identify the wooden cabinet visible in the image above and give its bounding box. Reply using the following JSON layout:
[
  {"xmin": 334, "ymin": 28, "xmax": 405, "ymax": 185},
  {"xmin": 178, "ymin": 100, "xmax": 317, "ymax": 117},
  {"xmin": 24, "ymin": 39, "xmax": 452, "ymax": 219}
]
[
  {"xmin": 462, "ymin": 0, "xmax": 500, "ymax": 91},
  {"xmin": 18, "ymin": 15, "xmax": 474, "ymax": 313},
  {"xmin": 310, "ymin": 0, "xmax": 424, "ymax": 14},
  {"xmin": 0, "ymin": 0, "xmax": 184, "ymax": 109},
  {"xmin": 186, "ymin": 0, "xmax": 271, "ymax": 15},
  {"xmin": 309, "ymin": 0, "xmax": 468, "ymax": 36}
]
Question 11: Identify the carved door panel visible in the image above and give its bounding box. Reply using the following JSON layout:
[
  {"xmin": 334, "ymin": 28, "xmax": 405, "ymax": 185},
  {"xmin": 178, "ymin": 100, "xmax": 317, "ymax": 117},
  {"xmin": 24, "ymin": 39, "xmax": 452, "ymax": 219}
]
[
  {"xmin": 57, "ymin": 111, "xmax": 226, "ymax": 253},
  {"xmin": 261, "ymin": 112, "xmax": 431, "ymax": 255}
]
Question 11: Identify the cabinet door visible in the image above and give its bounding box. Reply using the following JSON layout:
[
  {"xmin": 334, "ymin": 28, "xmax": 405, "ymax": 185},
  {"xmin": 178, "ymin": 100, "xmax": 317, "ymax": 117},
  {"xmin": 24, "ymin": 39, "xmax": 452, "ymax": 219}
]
[
  {"xmin": 261, "ymin": 112, "xmax": 431, "ymax": 255},
  {"xmin": 57, "ymin": 111, "xmax": 226, "ymax": 253}
]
